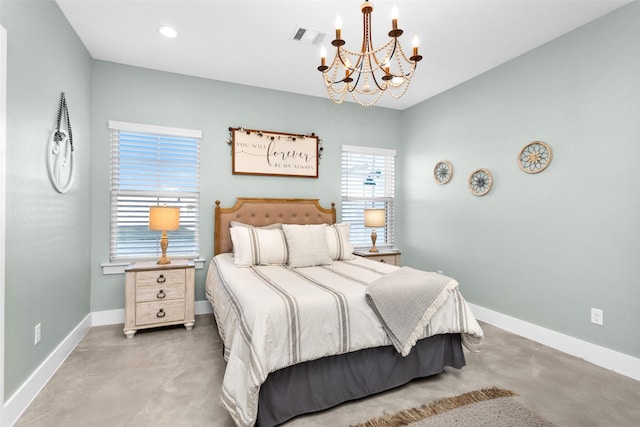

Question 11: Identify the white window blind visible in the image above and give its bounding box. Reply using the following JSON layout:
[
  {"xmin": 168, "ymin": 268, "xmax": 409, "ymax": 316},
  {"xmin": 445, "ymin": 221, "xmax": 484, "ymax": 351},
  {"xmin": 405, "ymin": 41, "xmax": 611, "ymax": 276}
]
[
  {"xmin": 109, "ymin": 121, "xmax": 201, "ymax": 261},
  {"xmin": 341, "ymin": 145, "xmax": 396, "ymax": 248}
]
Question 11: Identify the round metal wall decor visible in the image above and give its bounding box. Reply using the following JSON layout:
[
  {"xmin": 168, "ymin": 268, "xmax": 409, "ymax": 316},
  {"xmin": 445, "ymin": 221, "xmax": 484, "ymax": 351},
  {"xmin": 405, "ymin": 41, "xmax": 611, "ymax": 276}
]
[
  {"xmin": 468, "ymin": 168, "xmax": 493, "ymax": 196},
  {"xmin": 433, "ymin": 160, "xmax": 453, "ymax": 184},
  {"xmin": 518, "ymin": 141, "xmax": 552, "ymax": 174}
]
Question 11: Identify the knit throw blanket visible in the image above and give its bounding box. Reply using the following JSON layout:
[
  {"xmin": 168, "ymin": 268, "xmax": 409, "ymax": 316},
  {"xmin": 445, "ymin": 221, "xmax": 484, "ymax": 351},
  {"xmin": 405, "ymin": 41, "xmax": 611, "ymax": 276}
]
[{"xmin": 366, "ymin": 267, "xmax": 457, "ymax": 356}]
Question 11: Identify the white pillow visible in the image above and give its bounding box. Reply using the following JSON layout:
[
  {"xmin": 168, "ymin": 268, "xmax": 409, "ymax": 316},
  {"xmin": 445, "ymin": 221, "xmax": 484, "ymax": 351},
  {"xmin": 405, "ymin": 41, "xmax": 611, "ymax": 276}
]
[
  {"xmin": 282, "ymin": 224, "xmax": 332, "ymax": 268},
  {"xmin": 326, "ymin": 223, "xmax": 355, "ymax": 260},
  {"xmin": 230, "ymin": 227, "xmax": 288, "ymax": 267}
]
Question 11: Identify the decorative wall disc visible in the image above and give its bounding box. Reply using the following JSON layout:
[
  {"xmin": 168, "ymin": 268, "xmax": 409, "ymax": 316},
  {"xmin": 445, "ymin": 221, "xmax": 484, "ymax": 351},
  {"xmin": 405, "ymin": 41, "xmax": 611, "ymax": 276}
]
[
  {"xmin": 468, "ymin": 168, "xmax": 493, "ymax": 196},
  {"xmin": 433, "ymin": 160, "xmax": 453, "ymax": 184},
  {"xmin": 518, "ymin": 141, "xmax": 552, "ymax": 174}
]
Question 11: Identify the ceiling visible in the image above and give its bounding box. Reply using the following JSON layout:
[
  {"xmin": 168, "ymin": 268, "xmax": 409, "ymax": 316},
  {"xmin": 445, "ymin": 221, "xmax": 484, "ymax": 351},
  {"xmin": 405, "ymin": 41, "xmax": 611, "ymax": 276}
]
[{"xmin": 56, "ymin": 0, "xmax": 630, "ymax": 110}]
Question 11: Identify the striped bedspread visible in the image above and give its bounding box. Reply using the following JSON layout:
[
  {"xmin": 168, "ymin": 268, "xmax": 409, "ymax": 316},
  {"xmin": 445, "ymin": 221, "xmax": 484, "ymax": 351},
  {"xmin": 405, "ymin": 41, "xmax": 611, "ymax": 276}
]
[{"xmin": 205, "ymin": 253, "xmax": 484, "ymax": 427}]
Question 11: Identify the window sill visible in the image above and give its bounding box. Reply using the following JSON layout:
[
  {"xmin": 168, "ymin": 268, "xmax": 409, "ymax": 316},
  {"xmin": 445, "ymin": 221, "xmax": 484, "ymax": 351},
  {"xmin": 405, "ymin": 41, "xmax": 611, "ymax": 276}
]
[{"xmin": 101, "ymin": 258, "xmax": 206, "ymax": 275}]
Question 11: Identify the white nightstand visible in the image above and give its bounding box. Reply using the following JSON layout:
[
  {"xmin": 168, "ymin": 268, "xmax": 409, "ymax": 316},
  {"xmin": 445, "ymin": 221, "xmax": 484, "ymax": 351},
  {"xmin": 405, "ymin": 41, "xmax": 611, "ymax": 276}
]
[
  {"xmin": 123, "ymin": 259, "xmax": 195, "ymax": 338},
  {"xmin": 353, "ymin": 249, "xmax": 401, "ymax": 266}
]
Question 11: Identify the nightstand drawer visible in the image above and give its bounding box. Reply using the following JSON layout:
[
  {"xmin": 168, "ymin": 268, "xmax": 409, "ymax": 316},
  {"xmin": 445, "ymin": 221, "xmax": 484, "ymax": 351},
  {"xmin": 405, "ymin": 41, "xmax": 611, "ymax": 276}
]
[
  {"xmin": 136, "ymin": 284, "xmax": 185, "ymax": 303},
  {"xmin": 136, "ymin": 300, "xmax": 185, "ymax": 326},
  {"xmin": 135, "ymin": 269, "xmax": 185, "ymax": 287},
  {"xmin": 372, "ymin": 255, "xmax": 399, "ymax": 265},
  {"xmin": 353, "ymin": 249, "xmax": 401, "ymax": 266}
]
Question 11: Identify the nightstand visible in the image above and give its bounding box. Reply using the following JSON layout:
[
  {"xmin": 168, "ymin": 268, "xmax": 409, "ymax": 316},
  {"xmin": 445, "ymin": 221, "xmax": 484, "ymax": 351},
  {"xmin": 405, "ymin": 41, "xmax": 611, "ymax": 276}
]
[
  {"xmin": 353, "ymin": 249, "xmax": 401, "ymax": 266},
  {"xmin": 123, "ymin": 259, "xmax": 195, "ymax": 338}
]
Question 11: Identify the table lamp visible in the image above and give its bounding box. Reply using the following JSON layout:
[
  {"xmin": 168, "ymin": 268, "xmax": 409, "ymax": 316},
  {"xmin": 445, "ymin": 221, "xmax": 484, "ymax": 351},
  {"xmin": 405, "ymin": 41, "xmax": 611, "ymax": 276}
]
[
  {"xmin": 148, "ymin": 206, "xmax": 180, "ymax": 265},
  {"xmin": 364, "ymin": 208, "xmax": 385, "ymax": 253}
]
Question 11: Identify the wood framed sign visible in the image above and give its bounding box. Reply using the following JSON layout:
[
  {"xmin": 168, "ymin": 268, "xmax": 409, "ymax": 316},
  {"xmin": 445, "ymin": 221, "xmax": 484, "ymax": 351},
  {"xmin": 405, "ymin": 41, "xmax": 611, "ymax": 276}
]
[{"xmin": 230, "ymin": 127, "xmax": 320, "ymax": 178}]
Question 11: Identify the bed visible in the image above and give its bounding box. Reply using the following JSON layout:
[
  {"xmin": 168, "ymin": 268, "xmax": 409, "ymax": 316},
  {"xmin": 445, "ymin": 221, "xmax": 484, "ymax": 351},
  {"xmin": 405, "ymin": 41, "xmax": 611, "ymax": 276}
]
[{"xmin": 205, "ymin": 198, "xmax": 483, "ymax": 427}]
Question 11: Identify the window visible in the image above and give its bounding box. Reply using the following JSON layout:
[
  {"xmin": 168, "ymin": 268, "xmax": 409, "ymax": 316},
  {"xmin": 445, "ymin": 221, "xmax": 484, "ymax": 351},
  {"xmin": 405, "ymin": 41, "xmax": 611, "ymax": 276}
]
[
  {"xmin": 341, "ymin": 145, "xmax": 396, "ymax": 248},
  {"xmin": 109, "ymin": 121, "xmax": 201, "ymax": 262}
]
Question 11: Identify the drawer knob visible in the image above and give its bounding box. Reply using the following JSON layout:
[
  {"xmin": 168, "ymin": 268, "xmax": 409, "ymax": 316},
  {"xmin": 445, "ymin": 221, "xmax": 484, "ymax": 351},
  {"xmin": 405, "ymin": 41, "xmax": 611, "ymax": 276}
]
[
  {"xmin": 156, "ymin": 290, "xmax": 166, "ymax": 299},
  {"xmin": 156, "ymin": 308, "xmax": 166, "ymax": 318},
  {"xmin": 156, "ymin": 274, "xmax": 166, "ymax": 284}
]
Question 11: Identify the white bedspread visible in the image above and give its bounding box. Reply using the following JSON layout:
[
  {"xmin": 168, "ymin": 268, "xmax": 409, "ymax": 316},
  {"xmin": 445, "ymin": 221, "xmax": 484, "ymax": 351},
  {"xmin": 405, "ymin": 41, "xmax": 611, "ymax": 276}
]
[{"xmin": 205, "ymin": 253, "xmax": 484, "ymax": 427}]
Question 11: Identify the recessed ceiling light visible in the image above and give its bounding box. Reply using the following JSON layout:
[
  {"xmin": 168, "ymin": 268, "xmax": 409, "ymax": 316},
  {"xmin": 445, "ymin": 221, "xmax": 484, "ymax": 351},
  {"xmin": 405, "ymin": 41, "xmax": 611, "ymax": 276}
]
[{"xmin": 158, "ymin": 26, "xmax": 178, "ymax": 38}]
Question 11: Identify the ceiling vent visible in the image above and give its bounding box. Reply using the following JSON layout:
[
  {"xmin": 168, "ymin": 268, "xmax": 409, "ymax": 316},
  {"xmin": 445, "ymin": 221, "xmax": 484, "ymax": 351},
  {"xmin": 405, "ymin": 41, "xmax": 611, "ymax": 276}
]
[{"xmin": 290, "ymin": 27, "xmax": 326, "ymax": 45}]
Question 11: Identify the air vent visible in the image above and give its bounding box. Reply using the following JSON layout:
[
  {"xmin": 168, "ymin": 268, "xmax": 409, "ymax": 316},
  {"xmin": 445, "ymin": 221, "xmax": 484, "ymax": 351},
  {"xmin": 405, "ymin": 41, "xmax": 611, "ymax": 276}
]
[
  {"xmin": 290, "ymin": 27, "xmax": 326, "ymax": 45},
  {"xmin": 293, "ymin": 28, "xmax": 306, "ymax": 41}
]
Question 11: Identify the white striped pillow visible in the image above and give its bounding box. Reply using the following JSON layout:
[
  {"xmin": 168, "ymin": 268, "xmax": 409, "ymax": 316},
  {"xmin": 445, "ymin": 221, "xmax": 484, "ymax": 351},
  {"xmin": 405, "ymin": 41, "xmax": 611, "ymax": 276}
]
[
  {"xmin": 283, "ymin": 224, "xmax": 332, "ymax": 268},
  {"xmin": 326, "ymin": 223, "xmax": 355, "ymax": 260},
  {"xmin": 230, "ymin": 227, "xmax": 288, "ymax": 266}
]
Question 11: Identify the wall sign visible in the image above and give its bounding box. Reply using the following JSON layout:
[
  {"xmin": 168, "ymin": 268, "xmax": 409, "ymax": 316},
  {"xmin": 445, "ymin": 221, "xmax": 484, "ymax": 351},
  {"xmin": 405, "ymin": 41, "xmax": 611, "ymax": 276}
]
[{"xmin": 229, "ymin": 127, "xmax": 320, "ymax": 178}]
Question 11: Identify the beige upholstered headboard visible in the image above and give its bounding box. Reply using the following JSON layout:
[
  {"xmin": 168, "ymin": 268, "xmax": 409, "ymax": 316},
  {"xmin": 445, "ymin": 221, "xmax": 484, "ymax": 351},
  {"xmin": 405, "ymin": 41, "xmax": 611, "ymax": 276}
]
[{"xmin": 214, "ymin": 198, "xmax": 336, "ymax": 255}]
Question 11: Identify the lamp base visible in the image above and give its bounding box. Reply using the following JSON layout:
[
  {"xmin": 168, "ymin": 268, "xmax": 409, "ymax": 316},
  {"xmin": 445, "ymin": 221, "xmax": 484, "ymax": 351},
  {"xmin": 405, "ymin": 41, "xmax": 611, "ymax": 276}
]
[
  {"xmin": 369, "ymin": 229, "xmax": 378, "ymax": 253},
  {"xmin": 157, "ymin": 232, "xmax": 171, "ymax": 265},
  {"xmin": 157, "ymin": 256, "xmax": 171, "ymax": 265}
]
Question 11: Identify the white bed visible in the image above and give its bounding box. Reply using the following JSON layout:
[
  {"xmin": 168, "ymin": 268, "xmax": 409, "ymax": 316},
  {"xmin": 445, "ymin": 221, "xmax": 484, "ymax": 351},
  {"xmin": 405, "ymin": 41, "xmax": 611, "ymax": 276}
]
[{"xmin": 205, "ymin": 198, "xmax": 483, "ymax": 427}]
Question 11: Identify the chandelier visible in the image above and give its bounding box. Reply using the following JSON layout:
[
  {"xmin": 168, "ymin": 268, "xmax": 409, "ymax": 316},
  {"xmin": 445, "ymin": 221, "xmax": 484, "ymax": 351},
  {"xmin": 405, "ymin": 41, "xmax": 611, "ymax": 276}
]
[{"xmin": 317, "ymin": 0, "xmax": 422, "ymax": 107}]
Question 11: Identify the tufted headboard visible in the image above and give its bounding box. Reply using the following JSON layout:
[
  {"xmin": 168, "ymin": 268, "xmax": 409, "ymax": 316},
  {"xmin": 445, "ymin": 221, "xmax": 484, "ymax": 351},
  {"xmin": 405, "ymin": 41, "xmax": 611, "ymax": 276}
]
[{"xmin": 214, "ymin": 198, "xmax": 337, "ymax": 255}]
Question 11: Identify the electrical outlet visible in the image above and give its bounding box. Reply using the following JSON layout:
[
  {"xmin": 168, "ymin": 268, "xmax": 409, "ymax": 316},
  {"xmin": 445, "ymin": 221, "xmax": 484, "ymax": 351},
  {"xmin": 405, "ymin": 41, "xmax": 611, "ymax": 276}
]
[
  {"xmin": 591, "ymin": 308, "xmax": 603, "ymax": 326},
  {"xmin": 34, "ymin": 323, "xmax": 41, "ymax": 345}
]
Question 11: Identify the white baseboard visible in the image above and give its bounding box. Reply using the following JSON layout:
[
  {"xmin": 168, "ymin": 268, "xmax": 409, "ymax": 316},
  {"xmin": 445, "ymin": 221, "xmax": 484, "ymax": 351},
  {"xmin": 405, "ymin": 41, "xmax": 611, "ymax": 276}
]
[
  {"xmin": 194, "ymin": 299, "xmax": 214, "ymax": 315},
  {"xmin": 3, "ymin": 314, "xmax": 91, "ymax": 427},
  {"xmin": 91, "ymin": 308, "xmax": 124, "ymax": 326},
  {"xmin": 469, "ymin": 303, "xmax": 640, "ymax": 381}
]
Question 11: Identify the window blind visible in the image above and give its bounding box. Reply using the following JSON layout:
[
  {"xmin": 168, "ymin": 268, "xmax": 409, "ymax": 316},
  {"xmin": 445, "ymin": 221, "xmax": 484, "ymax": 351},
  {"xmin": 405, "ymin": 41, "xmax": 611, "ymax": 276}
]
[
  {"xmin": 341, "ymin": 145, "xmax": 396, "ymax": 248},
  {"xmin": 109, "ymin": 121, "xmax": 201, "ymax": 261}
]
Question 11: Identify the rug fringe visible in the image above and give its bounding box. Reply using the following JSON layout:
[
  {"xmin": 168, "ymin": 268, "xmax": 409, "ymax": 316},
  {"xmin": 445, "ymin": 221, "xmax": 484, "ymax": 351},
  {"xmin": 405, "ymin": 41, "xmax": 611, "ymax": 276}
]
[{"xmin": 351, "ymin": 387, "xmax": 518, "ymax": 427}]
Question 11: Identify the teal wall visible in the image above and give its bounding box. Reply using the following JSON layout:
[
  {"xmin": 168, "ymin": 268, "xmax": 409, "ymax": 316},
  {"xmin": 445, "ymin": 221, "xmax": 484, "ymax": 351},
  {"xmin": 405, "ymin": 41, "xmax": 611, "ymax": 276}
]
[
  {"xmin": 399, "ymin": 1, "xmax": 640, "ymax": 358},
  {"xmin": 1, "ymin": 0, "xmax": 92, "ymax": 397},
  {"xmin": 89, "ymin": 61, "xmax": 401, "ymax": 311}
]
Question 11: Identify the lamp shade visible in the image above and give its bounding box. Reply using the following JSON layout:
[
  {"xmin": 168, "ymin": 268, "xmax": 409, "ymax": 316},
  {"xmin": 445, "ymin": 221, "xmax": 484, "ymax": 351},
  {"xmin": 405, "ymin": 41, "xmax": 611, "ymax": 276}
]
[
  {"xmin": 364, "ymin": 208, "xmax": 385, "ymax": 228},
  {"xmin": 148, "ymin": 206, "xmax": 180, "ymax": 231}
]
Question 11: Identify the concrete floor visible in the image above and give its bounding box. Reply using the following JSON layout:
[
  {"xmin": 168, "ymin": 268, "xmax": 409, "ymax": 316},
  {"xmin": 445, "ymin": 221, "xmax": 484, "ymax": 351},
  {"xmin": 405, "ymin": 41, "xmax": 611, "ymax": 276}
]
[{"xmin": 15, "ymin": 314, "xmax": 640, "ymax": 427}]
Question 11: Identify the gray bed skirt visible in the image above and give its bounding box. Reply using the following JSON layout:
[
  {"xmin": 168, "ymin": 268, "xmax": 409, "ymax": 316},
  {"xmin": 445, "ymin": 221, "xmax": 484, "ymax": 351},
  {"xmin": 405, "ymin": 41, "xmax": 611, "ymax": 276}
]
[{"xmin": 256, "ymin": 333, "xmax": 465, "ymax": 427}]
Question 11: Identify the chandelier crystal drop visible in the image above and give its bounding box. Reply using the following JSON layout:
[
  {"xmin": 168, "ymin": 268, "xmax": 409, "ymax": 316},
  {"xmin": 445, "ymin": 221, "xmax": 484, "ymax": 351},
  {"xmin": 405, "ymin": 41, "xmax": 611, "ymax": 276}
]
[{"xmin": 317, "ymin": 0, "xmax": 422, "ymax": 107}]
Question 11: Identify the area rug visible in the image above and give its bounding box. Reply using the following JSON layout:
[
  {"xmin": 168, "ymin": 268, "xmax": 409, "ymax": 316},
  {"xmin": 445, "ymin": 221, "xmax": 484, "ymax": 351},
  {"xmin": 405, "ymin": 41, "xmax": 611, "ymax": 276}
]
[{"xmin": 351, "ymin": 387, "xmax": 556, "ymax": 427}]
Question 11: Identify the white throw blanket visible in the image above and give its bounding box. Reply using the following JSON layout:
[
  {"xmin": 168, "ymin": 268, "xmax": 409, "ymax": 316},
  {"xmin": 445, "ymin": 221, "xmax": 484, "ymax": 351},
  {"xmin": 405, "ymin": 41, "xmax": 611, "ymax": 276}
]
[{"xmin": 366, "ymin": 267, "xmax": 458, "ymax": 356}]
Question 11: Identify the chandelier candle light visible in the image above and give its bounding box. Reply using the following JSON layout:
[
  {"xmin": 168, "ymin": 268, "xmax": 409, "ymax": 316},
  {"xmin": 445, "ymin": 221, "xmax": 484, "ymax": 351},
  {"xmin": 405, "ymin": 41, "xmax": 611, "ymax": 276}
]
[
  {"xmin": 149, "ymin": 206, "xmax": 180, "ymax": 265},
  {"xmin": 317, "ymin": 0, "xmax": 422, "ymax": 106}
]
